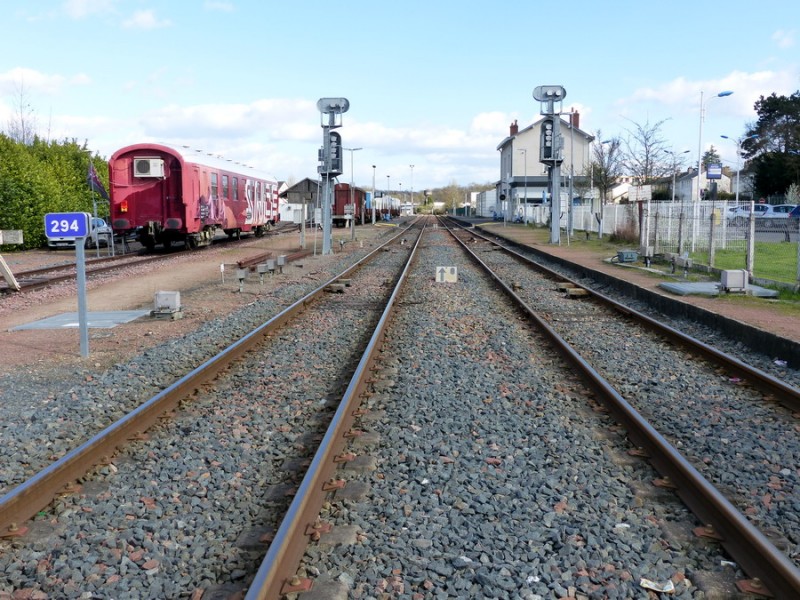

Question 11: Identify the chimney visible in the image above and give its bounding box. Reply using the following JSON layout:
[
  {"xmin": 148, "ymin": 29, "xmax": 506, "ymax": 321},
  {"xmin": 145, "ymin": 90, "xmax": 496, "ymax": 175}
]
[
  {"xmin": 510, "ymin": 120, "xmax": 518, "ymax": 136},
  {"xmin": 571, "ymin": 109, "xmax": 580, "ymax": 130}
]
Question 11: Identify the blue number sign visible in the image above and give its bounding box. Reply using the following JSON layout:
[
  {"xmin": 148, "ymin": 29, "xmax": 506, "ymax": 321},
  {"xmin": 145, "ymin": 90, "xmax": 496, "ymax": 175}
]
[{"xmin": 44, "ymin": 212, "xmax": 91, "ymax": 239}]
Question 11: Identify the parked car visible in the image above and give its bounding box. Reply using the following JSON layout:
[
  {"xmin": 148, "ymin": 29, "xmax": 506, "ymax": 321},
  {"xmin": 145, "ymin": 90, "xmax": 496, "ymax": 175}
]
[
  {"xmin": 726, "ymin": 203, "xmax": 770, "ymax": 226},
  {"xmin": 760, "ymin": 204, "xmax": 797, "ymax": 227},
  {"xmin": 788, "ymin": 205, "xmax": 800, "ymax": 226},
  {"xmin": 47, "ymin": 217, "xmax": 113, "ymax": 249},
  {"xmin": 727, "ymin": 204, "xmax": 796, "ymax": 227}
]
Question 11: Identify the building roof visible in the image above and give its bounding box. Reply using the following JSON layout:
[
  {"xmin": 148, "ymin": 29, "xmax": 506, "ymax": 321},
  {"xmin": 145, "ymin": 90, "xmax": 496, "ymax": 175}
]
[{"xmin": 496, "ymin": 116, "xmax": 594, "ymax": 151}]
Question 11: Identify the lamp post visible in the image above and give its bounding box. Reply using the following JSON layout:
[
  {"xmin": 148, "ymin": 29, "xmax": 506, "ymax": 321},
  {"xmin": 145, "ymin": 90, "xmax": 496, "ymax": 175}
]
[
  {"xmin": 568, "ymin": 109, "xmax": 575, "ymax": 237},
  {"xmin": 371, "ymin": 165, "xmax": 376, "ymax": 224},
  {"xmin": 595, "ymin": 139, "xmax": 612, "ymax": 239},
  {"xmin": 386, "ymin": 175, "xmax": 390, "ymax": 219},
  {"xmin": 666, "ymin": 149, "xmax": 690, "ymax": 250},
  {"xmin": 343, "ymin": 147, "xmax": 362, "ymax": 238},
  {"xmin": 518, "ymin": 149, "xmax": 527, "ymax": 222},
  {"xmin": 720, "ymin": 134, "xmax": 758, "ymax": 204},
  {"xmin": 694, "ymin": 90, "xmax": 733, "ymax": 251},
  {"xmin": 720, "ymin": 134, "xmax": 757, "ymax": 251},
  {"xmin": 666, "ymin": 149, "xmax": 690, "ymax": 204},
  {"xmin": 409, "ymin": 165, "xmax": 415, "ymax": 214}
]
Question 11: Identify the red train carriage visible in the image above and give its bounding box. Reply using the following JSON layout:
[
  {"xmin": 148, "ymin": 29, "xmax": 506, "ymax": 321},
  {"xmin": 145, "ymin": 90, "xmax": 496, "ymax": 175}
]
[
  {"xmin": 109, "ymin": 143, "xmax": 279, "ymax": 250},
  {"xmin": 333, "ymin": 183, "xmax": 367, "ymax": 227}
]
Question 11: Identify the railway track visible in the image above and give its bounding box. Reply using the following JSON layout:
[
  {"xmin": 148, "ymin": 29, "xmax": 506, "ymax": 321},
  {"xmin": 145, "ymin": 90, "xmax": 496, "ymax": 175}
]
[
  {"xmin": 0, "ymin": 221, "xmax": 421, "ymax": 598},
  {"xmin": 1, "ymin": 223, "xmax": 301, "ymax": 294},
  {"xmin": 3, "ymin": 217, "xmax": 799, "ymax": 597},
  {"xmin": 4, "ymin": 253, "xmax": 171, "ymax": 293},
  {"xmin": 442, "ymin": 220, "xmax": 800, "ymax": 596},
  {"xmin": 258, "ymin": 219, "xmax": 800, "ymax": 598}
]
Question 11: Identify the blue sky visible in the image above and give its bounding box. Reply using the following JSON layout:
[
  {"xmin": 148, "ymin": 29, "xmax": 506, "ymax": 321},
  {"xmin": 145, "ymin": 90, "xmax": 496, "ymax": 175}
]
[{"xmin": 1, "ymin": 0, "xmax": 798, "ymax": 192}]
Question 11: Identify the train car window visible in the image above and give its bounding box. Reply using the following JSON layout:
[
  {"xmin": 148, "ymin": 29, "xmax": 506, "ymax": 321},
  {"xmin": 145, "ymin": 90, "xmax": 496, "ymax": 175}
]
[
  {"xmin": 211, "ymin": 173, "xmax": 218, "ymax": 198},
  {"xmin": 256, "ymin": 181, "xmax": 261, "ymax": 203},
  {"xmin": 222, "ymin": 175, "xmax": 229, "ymax": 199},
  {"xmin": 232, "ymin": 177, "xmax": 239, "ymax": 201}
]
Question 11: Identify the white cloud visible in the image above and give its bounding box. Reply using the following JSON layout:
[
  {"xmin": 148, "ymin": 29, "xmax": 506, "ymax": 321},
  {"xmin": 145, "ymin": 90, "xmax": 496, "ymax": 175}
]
[
  {"xmin": 772, "ymin": 29, "xmax": 796, "ymax": 49},
  {"xmin": 0, "ymin": 67, "xmax": 90, "ymax": 96},
  {"xmin": 122, "ymin": 10, "xmax": 171, "ymax": 30},
  {"xmin": 138, "ymin": 98, "xmax": 319, "ymax": 143},
  {"xmin": 470, "ymin": 111, "xmax": 508, "ymax": 134},
  {"xmin": 619, "ymin": 69, "xmax": 800, "ymax": 120},
  {"xmin": 62, "ymin": 0, "xmax": 116, "ymax": 19}
]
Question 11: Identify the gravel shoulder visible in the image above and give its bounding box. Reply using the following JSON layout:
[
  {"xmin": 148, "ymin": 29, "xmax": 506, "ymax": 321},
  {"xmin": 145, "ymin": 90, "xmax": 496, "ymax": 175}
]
[
  {"xmin": 478, "ymin": 222, "xmax": 800, "ymax": 345},
  {"xmin": 0, "ymin": 228, "xmax": 383, "ymax": 380}
]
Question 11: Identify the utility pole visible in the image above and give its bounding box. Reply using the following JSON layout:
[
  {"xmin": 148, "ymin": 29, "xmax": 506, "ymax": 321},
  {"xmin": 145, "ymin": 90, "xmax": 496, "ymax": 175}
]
[{"xmin": 371, "ymin": 165, "xmax": 376, "ymax": 224}]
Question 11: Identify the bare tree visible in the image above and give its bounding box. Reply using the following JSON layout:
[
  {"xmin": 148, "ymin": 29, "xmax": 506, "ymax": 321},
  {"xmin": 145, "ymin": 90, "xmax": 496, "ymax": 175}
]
[
  {"xmin": 590, "ymin": 131, "xmax": 624, "ymax": 238},
  {"xmin": 5, "ymin": 77, "xmax": 39, "ymax": 144},
  {"xmin": 426, "ymin": 180, "xmax": 457, "ymax": 214},
  {"xmin": 591, "ymin": 131, "xmax": 624, "ymax": 204},
  {"xmin": 621, "ymin": 117, "xmax": 671, "ymax": 184}
]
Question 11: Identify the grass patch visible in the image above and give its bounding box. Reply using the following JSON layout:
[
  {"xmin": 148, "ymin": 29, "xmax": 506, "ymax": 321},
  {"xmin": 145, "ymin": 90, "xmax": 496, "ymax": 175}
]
[{"xmin": 698, "ymin": 242, "xmax": 799, "ymax": 284}]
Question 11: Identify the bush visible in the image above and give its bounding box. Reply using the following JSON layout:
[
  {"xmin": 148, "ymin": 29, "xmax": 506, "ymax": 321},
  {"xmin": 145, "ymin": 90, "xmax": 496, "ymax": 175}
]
[{"xmin": 609, "ymin": 220, "xmax": 639, "ymax": 244}]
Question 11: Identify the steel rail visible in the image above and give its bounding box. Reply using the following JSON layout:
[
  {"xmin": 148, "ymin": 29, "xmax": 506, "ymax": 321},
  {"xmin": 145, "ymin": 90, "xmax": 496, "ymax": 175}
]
[
  {"xmin": 244, "ymin": 222, "xmax": 427, "ymax": 599},
  {"xmin": 445, "ymin": 219, "xmax": 800, "ymax": 598},
  {"xmin": 0, "ymin": 224, "xmax": 413, "ymax": 539},
  {"xmin": 5, "ymin": 254, "xmax": 175, "ymax": 294},
  {"xmin": 451, "ymin": 220, "xmax": 800, "ymax": 413},
  {"xmin": 12, "ymin": 253, "xmax": 145, "ymax": 278}
]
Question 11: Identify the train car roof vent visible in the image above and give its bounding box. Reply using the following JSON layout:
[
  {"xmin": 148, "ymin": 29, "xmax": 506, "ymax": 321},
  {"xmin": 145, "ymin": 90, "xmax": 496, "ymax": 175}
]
[{"xmin": 134, "ymin": 157, "xmax": 165, "ymax": 178}]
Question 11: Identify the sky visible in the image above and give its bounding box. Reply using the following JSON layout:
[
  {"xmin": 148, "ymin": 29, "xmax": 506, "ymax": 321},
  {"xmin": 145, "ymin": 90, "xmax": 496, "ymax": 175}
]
[{"xmin": 1, "ymin": 0, "xmax": 799, "ymax": 194}]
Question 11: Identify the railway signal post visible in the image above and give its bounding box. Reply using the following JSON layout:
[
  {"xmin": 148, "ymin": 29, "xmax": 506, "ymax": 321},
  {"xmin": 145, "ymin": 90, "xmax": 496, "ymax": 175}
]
[
  {"xmin": 317, "ymin": 97, "xmax": 350, "ymax": 255},
  {"xmin": 533, "ymin": 85, "xmax": 566, "ymax": 244}
]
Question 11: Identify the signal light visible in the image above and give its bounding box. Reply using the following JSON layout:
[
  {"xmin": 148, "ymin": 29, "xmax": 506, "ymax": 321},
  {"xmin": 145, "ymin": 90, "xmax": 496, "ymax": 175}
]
[
  {"xmin": 540, "ymin": 118, "xmax": 555, "ymax": 161},
  {"xmin": 329, "ymin": 131, "xmax": 343, "ymax": 174}
]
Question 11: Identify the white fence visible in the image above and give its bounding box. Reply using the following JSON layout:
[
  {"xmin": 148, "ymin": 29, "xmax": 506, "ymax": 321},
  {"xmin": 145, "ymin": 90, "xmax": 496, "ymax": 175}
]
[{"xmin": 515, "ymin": 199, "xmax": 800, "ymax": 284}]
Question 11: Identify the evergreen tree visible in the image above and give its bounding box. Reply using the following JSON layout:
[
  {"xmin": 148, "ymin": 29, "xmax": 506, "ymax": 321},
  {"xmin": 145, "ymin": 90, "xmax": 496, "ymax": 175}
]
[{"xmin": 743, "ymin": 91, "xmax": 800, "ymax": 197}]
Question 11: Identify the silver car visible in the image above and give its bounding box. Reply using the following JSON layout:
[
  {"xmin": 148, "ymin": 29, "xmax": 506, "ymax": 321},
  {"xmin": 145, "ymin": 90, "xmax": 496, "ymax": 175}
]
[
  {"xmin": 47, "ymin": 217, "xmax": 113, "ymax": 249},
  {"xmin": 727, "ymin": 204, "xmax": 796, "ymax": 228}
]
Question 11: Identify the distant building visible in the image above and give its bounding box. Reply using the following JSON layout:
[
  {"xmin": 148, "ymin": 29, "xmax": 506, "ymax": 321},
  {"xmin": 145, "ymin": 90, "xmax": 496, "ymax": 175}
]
[
  {"xmin": 475, "ymin": 189, "xmax": 497, "ymax": 217},
  {"xmin": 673, "ymin": 167, "xmax": 732, "ymax": 205},
  {"xmin": 279, "ymin": 178, "xmax": 320, "ymax": 223},
  {"xmin": 496, "ymin": 113, "xmax": 594, "ymax": 218}
]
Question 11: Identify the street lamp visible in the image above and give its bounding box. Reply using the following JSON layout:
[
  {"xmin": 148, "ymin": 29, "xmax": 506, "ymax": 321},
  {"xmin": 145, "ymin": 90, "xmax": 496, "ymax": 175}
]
[
  {"xmin": 409, "ymin": 165, "xmax": 415, "ymax": 214},
  {"xmin": 371, "ymin": 165, "xmax": 376, "ymax": 224},
  {"xmin": 720, "ymin": 134, "xmax": 758, "ymax": 203},
  {"xmin": 518, "ymin": 149, "xmax": 527, "ymax": 222},
  {"xmin": 343, "ymin": 147, "xmax": 362, "ymax": 237},
  {"xmin": 694, "ymin": 90, "xmax": 733, "ymax": 251},
  {"xmin": 666, "ymin": 149, "xmax": 690, "ymax": 250},
  {"xmin": 666, "ymin": 149, "xmax": 690, "ymax": 205},
  {"xmin": 595, "ymin": 139, "xmax": 613, "ymax": 239}
]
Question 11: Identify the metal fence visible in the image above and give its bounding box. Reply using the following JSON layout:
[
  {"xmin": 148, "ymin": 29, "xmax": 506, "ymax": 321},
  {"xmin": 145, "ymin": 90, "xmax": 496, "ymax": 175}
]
[{"xmin": 520, "ymin": 200, "xmax": 800, "ymax": 286}]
